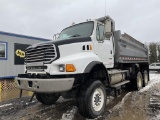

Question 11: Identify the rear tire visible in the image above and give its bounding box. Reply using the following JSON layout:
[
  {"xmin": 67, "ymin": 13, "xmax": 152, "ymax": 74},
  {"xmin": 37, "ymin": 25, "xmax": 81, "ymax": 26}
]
[
  {"xmin": 143, "ymin": 70, "xmax": 149, "ymax": 87},
  {"xmin": 78, "ymin": 80, "xmax": 106, "ymax": 119},
  {"xmin": 134, "ymin": 72, "xmax": 143, "ymax": 90},
  {"xmin": 36, "ymin": 93, "xmax": 60, "ymax": 105}
]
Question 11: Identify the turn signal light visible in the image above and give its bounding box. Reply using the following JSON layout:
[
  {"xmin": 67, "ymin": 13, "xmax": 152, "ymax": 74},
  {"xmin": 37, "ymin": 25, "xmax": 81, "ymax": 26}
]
[
  {"xmin": 90, "ymin": 45, "xmax": 92, "ymax": 50},
  {"xmin": 66, "ymin": 64, "xmax": 76, "ymax": 72}
]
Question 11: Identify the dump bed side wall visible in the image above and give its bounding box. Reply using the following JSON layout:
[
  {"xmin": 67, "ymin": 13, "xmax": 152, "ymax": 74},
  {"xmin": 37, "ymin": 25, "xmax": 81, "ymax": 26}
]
[{"xmin": 114, "ymin": 30, "xmax": 149, "ymax": 64}]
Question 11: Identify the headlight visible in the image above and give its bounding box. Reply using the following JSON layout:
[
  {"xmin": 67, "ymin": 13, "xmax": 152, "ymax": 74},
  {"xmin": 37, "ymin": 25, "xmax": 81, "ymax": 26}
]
[{"xmin": 59, "ymin": 64, "xmax": 65, "ymax": 72}]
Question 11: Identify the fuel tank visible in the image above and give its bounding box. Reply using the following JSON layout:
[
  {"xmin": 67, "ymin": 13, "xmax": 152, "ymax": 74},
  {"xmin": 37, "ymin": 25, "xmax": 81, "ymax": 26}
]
[{"xmin": 108, "ymin": 70, "xmax": 126, "ymax": 85}]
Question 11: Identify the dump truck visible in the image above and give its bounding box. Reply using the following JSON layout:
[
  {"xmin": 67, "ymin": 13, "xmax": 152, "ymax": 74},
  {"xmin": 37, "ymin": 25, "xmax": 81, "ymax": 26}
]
[{"xmin": 15, "ymin": 16, "xmax": 149, "ymax": 119}]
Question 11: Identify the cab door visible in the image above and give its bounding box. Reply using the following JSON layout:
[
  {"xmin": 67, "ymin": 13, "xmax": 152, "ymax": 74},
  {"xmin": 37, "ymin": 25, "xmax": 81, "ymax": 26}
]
[{"xmin": 94, "ymin": 23, "xmax": 114, "ymax": 68}]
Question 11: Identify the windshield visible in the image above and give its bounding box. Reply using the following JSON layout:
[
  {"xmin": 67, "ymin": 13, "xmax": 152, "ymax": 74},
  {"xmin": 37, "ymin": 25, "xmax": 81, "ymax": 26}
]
[{"xmin": 58, "ymin": 21, "xmax": 94, "ymax": 40}]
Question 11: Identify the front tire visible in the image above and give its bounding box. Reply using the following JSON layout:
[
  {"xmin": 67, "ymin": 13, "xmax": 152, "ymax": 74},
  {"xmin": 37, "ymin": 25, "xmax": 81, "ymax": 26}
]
[
  {"xmin": 78, "ymin": 80, "xmax": 106, "ymax": 119},
  {"xmin": 36, "ymin": 93, "xmax": 60, "ymax": 105}
]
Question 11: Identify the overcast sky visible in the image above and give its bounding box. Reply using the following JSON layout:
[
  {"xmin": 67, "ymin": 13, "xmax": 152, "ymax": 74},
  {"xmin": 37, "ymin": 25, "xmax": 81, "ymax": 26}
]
[{"xmin": 0, "ymin": 0, "xmax": 160, "ymax": 43}]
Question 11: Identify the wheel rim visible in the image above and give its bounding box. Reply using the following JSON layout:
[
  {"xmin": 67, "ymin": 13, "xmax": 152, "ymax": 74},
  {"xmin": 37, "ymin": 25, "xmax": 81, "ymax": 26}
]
[
  {"xmin": 137, "ymin": 73, "xmax": 142, "ymax": 89},
  {"xmin": 92, "ymin": 88, "xmax": 104, "ymax": 112},
  {"xmin": 144, "ymin": 71, "xmax": 148, "ymax": 85}
]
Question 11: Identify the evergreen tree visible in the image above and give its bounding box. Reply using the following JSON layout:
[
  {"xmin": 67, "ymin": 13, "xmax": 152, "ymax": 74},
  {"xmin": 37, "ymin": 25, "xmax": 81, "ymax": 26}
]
[
  {"xmin": 157, "ymin": 43, "xmax": 160, "ymax": 62},
  {"xmin": 149, "ymin": 42, "xmax": 157, "ymax": 63}
]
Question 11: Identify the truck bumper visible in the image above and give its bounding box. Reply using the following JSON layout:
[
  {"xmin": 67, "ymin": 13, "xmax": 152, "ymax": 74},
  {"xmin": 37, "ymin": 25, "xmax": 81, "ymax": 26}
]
[{"xmin": 15, "ymin": 77, "xmax": 75, "ymax": 93}]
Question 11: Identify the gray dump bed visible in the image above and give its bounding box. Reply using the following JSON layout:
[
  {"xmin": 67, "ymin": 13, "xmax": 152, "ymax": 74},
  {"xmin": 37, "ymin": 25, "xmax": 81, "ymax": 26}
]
[{"xmin": 114, "ymin": 30, "xmax": 148, "ymax": 63}]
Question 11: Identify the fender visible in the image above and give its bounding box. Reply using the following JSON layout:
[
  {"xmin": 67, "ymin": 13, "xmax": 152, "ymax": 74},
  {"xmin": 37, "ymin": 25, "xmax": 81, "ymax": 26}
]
[
  {"xmin": 84, "ymin": 61, "xmax": 102, "ymax": 73},
  {"xmin": 84, "ymin": 61, "xmax": 110, "ymax": 85}
]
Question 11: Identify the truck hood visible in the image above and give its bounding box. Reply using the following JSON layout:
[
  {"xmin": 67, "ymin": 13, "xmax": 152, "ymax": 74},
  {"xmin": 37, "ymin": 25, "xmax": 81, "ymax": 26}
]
[{"xmin": 26, "ymin": 37, "xmax": 91, "ymax": 50}]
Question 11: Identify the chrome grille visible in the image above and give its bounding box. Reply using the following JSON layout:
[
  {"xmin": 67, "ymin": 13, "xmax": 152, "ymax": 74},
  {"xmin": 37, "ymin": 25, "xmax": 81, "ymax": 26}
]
[{"xmin": 25, "ymin": 44, "xmax": 57, "ymax": 63}]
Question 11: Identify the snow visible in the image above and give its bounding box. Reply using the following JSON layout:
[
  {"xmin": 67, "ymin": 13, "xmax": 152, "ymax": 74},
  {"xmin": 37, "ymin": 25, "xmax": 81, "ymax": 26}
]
[
  {"xmin": 0, "ymin": 103, "xmax": 12, "ymax": 108},
  {"xmin": 61, "ymin": 106, "xmax": 78, "ymax": 120},
  {"xmin": 153, "ymin": 114, "xmax": 160, "ymax": 120}
]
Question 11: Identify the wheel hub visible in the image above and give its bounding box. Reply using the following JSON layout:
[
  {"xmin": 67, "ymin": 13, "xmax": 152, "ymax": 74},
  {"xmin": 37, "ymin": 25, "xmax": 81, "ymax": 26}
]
[
  {"xmin": 92, "ymin": 88, "xmax": 104, "ymax": 111},
  {"xmin": 144, "ymin": 72, "xmax": 148, "ymax": 85},
  {"xmin": 94, "ymin": 94, "xmax": 101, "ymax": 106},
  {"xmin": 137, "ymin": 72, "xmax": 142, "ymax": 89}
]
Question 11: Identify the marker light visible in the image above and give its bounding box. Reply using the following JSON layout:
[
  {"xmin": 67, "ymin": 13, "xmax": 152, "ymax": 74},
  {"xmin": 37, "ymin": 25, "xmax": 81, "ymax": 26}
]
[
  {"xmin": 66, "ymin": 64, "xmax": 76, "ymax": 72},
  {"xmin": 90, "ymin": 45, "xmax": 92, "ymax": 50}
]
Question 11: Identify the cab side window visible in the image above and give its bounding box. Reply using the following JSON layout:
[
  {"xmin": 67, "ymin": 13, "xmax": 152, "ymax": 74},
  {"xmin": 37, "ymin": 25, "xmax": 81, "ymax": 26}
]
[{"xmin": 96, "ymin": 24, "xmax": 105, "ymax": 41}]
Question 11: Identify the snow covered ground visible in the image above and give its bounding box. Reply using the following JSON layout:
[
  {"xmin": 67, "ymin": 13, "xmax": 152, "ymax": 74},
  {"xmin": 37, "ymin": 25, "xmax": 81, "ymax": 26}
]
[{"xmin": 140, "ymin": 72, "xmax": 160, "ymax": 92}]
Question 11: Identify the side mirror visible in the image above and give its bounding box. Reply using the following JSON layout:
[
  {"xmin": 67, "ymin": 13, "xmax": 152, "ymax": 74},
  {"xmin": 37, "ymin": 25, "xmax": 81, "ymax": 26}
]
[{"xmin": 104, "ymin": 19, "xmax": 112, "ymax": 39}]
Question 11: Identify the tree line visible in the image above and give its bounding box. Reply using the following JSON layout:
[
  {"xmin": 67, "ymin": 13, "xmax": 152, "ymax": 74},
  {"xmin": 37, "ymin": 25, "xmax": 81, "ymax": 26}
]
[{"xmin": 148, "ymin": 42, "xmax": 160, "ymax": 63}]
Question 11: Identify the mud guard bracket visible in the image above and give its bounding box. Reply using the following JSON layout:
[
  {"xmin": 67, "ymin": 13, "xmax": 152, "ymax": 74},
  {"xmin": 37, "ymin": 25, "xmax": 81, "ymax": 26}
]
[{"xmin": 29, "ymin": 92, "xmax": 35, "ymax": 102}]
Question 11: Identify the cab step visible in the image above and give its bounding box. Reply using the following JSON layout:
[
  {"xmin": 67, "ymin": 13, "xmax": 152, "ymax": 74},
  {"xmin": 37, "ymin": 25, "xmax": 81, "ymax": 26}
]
[
  {"xmin": 111, "ymin": 80, "xmax": 130, "ymax": 88},
  {"xmin": 109, "ymin": 80, "xmax": 130, "ymax": 97}
]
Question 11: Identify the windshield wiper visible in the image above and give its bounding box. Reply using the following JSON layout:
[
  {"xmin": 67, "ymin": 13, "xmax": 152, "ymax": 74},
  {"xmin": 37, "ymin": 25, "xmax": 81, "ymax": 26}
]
[{"xmin": 69, "ymin": 34, "xmax": 81, "ymax": 38}]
